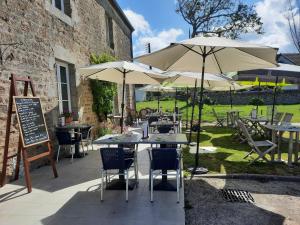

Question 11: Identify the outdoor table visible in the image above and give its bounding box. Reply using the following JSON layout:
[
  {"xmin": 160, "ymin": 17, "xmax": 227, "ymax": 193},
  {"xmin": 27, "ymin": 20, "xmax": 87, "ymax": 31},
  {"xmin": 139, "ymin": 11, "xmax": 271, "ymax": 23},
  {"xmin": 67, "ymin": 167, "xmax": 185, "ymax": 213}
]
[
  {"xmin": 150, "ymin": 120, "xmax": 180, "ymax": 133},
  {"xmin": 262, "ymin": 124, "xmax": 300, "ymax": 166},
  {"xmin": 94, "ymin": 133, "xmax": 188, "ymax": 191},
  {"xmin": 56, "ymin": 123, "xmax": 91, "ymax": 158},
  {"xmin": 243, "ymin": 116, "xmax": 269, "ymax": 136}
]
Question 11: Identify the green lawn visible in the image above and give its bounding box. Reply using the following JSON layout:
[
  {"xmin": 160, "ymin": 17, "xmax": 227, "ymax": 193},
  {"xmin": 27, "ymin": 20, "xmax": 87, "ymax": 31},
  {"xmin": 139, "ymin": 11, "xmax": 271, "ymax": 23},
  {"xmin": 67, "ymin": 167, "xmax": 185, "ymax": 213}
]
[
  {"xmin": 183, "ymin": 126, "xmax": 300, "ymax": 176},
  {"xmin": 136, "ymin": 100, "xmax": 300, "ymax": 123}
]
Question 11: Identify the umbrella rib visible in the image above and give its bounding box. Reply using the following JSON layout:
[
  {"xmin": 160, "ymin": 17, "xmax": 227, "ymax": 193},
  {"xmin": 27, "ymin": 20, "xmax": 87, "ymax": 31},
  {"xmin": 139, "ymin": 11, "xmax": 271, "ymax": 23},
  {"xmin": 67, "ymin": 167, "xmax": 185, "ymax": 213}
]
[
  {"xmin": 212, "ymin": 51, "xmax": 224, "ymax": 74},
  {"xmin": 181, "ymin": 44, "xmax": 204, "ymax": 56},
  {"xmin": 84, "ymin": 68, "xmax": 107, "ymax": 78},
  {"xmin": 165, "ymin": 46, "xmax": 192, "ymax": 71}
]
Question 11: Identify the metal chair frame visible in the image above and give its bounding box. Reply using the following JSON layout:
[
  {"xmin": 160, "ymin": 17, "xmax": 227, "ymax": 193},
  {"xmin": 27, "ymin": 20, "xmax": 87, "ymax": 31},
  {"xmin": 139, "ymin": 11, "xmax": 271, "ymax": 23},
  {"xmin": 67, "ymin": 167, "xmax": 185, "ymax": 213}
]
[{"xmin": 147, "ymin": 148, "xmax": 181, "ymax": 203}]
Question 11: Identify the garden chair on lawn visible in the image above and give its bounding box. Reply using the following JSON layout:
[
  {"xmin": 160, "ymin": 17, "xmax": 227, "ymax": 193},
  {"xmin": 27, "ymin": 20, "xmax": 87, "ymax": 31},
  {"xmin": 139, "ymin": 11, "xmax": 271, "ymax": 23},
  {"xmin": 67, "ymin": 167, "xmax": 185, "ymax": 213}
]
[
  {"xmin": 148, "ymin": 148, "xmax": 181, "ymax": 203},
  {"xmin": 100, "ymin": 147, "xmax": 138, "ymax": 202},
  {"xmin": 280, "ymin": 113, "xmax": 293, "ymax": 125},
  {"xmin": 272, "ymin": 112, "xmax": 284, "ymax": 125},
  {"xmin": 237, "ymin": 120, "xmax": 277, "ymax": 164},
  {"xmin": 212, "ymin": 108, "xmax": 226, "ymax": 127}
]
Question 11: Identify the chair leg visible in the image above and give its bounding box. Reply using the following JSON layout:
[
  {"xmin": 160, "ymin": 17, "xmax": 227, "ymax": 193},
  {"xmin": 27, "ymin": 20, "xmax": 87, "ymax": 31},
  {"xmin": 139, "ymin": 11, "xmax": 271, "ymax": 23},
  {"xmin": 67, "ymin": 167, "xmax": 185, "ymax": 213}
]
[
  {"xmin": 70, "ymin": 146, "xmax": 74, "ymax": 163},
  {"xmin": 56, "ymin": 146, "xmax": 61, "ymax": 163},
  {"xmin": 150, "ymin": 169, "xmax": 153, "ymax": 203},
  {"xmin": 91, "ymin": 140, "xmax": 94, "ymax": 151},
  {"xmin": 81, "ymin": 141, "xmax": 85, "ymax": 156},
  {"xmin": 125, "ymin": 170, "xmax": 129, "ymax": 202},
  {"xmin": 176, "ymin": 169, "xmax": 180, "ymax": 203},
  {"xmin": 100, "ymin": 169, "xmax": 104, "ymax": 201}
]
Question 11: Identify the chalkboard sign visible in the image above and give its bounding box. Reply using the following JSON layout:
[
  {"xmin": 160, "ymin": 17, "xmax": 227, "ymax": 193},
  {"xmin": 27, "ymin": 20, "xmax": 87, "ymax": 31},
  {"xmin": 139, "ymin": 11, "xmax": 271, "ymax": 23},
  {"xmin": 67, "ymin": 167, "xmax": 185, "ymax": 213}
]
[{"xmin": 14, "ymin": 97, "xmax": 49, "ymax": 147}]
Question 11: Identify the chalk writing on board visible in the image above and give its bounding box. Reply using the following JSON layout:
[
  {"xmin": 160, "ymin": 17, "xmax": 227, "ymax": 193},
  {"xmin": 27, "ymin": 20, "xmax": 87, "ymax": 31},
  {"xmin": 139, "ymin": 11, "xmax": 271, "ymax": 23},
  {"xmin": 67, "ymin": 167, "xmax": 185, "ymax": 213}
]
[{"xmin": 14, "ymin": 97, "xmax": 49, "ymax": 147}]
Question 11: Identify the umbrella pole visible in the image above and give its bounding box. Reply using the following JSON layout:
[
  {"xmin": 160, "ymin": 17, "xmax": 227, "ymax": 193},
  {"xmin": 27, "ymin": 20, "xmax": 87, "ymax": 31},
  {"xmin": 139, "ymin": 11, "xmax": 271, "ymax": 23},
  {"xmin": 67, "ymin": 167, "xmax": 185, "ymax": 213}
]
[
  {"xmin": 188, "ymin": 79, "xmax": 198, "ymax": 143},
  {"xmin": 194, "ymin": 47, "xmax": 207, "ymax": 173},
  {"xmin": 271, "ymin": 76, "xmax": 278, "ymax": 124},
  {"xmin": 186, "ymin": 87, "xmax": 189, "ymax": 129},
  {"xmin": 157, "ymin": 94, "xmax": 160, "ymax": 112},
  {"xmin": 120, "ymin": 71, "xmax": 126, "ymax": 133},
  {"xmin": 229, "ymin": 87, "xmax": 233, "ymax": 109},
  {"xmin": 175, "ymin": 88, "xmax": 178, "ymax": 111}
]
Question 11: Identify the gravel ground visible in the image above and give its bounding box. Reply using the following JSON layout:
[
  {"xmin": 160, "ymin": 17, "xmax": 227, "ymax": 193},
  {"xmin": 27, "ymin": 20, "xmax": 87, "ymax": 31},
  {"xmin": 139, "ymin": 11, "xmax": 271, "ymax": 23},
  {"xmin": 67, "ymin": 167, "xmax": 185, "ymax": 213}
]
[{"xmin": 185, "ymin": 178, "xmax": 300, "ymax": 225}]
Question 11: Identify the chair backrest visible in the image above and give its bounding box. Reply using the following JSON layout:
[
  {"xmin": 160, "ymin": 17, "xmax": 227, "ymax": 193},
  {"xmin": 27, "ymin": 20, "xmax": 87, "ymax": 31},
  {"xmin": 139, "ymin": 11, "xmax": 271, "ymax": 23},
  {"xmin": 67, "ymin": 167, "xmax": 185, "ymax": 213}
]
[
  {"xmin": 139, "ymin": 109, "xmax": 148, "ymax": 120},
  {"xmin": 157, "ymin": 124, "xmax": 173, "ymax": 133},
  {"xmin": 212, "ymin": 108, "xmax": 219, "ymax": 119},
  {"xmin": 149, "ymin": 148, "xmax": 179, "ymax": 170},
  {"xmin": 237, "ymin": 120, "xmax": 255, "ymax": 146},
  {"xmin": 281, "ymin": 113, "xmax": 293, "ymax": 125},
  {"xmin": 273, "ymin": 112, "xmax": 284, "ymax": 125},
  {"xmin": 148, "ymin": 116, "xmax": 159, "ymax": 125},
  {"xmin": 80, "ymin": 126, "xmax": 92, "ymax": 140},
  {"xmin": 55, "ymin": 130, "xmax": 73, "ymax": 145},
  {"xmin": 100, "ymin": 148, "xmax": 125, "ymax": 170}
]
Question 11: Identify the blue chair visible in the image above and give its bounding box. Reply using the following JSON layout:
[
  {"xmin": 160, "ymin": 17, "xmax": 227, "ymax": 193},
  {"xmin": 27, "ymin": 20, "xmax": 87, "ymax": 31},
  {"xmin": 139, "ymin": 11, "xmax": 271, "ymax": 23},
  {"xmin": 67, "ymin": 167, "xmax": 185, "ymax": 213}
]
[
  {"xmin": 148, "ymin": 148, "xmax": 181, "ymax": 203},
  {"xmin": 55, "ymin": 130, "xmax": 82, "ymax": 163},
  {"xmin": 100, "ymin": 148, "xmax": 138, "ymax": 202}
]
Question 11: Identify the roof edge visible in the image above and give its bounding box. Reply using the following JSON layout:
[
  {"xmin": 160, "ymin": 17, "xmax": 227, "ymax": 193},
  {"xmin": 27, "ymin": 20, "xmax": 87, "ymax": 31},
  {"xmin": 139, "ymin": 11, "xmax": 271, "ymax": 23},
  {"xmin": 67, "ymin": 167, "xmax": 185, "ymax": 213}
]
[{"xmin": 108, "ymin": 0, "xmax": 134, "ymax": 32}]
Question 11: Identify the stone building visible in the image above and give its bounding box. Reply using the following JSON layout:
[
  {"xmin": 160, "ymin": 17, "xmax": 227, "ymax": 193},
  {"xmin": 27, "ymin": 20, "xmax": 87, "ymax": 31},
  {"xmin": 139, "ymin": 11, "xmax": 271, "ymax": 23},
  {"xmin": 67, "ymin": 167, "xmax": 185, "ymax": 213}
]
[{"xmin": 0, "ymin": 0, "xmax": 134, "ymax": 172}]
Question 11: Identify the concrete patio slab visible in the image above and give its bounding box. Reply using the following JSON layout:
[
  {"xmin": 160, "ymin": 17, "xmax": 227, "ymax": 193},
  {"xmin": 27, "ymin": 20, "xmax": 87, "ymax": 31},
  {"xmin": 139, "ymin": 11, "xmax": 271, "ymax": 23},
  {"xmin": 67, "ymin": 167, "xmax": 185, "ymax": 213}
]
[{"xmin": 0, "ymin": 144, "xmax": 185, "ymax": 225}]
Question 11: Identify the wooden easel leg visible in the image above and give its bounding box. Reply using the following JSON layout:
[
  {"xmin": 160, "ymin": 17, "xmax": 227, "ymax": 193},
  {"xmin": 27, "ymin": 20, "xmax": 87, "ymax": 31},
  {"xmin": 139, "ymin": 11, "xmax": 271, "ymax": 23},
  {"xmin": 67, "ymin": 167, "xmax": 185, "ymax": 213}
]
[
  {"xmin": 22, "ymin": 148, "xmax": 32, "ymax": 193},
  {"xmin": 14, "ymin": 140, "xmax": 22, "ymax": 180},
  {"xmin": 47, "ymin": 142, "xmax": 58, "ymax": 178}
]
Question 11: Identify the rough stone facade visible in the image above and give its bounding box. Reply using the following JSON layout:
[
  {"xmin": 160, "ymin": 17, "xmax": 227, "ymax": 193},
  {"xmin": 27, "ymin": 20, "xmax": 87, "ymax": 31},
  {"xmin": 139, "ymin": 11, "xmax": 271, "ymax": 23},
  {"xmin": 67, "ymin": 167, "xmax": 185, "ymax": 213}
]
[{"xmin": 0, "ymin": 0, "xmax": 134, "ymax": 173}]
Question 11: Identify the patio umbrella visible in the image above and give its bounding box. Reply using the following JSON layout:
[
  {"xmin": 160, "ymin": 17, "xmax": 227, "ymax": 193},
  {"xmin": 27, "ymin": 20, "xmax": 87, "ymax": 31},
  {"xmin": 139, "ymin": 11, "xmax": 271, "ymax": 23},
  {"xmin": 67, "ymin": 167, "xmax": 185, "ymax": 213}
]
[
  {"xmin": 136, "ymin": 36, "xmax": 278, "ymax": 174},
  {"xmin": 80, "ymin": 61, "xmax": 166, "ymax": 133},
  {"xmin": 137, "ymin": 85, "xmax": 175, "ymax": 111},
  {"xmin": 264, "ymin": 63, "xmax": 300, "ymax": 124},
  {"xmin": 163, "ymin": 71, "xmax": 232, "ymax": 142}
]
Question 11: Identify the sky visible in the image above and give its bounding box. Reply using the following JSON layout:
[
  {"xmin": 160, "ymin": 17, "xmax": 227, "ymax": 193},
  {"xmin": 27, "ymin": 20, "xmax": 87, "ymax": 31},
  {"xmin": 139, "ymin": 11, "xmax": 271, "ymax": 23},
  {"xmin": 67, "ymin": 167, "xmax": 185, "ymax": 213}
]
[{"xmin": 117, "ymin": 0, "xmax": 298, "ymax": 57}]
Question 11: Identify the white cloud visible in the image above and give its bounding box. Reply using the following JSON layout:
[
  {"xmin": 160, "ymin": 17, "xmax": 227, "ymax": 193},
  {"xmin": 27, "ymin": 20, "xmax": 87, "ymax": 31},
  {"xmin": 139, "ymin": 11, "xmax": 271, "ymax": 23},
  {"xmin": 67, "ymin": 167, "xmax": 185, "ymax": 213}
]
[
  {"xmin": 123, "ymin": 9, "xmax": 151, "ymax": 36},
  {"xmin": 123, "ymin": 9, "xmax": 183, "ymax": 57},
  {"xmin": 248, "ymin": 0, "xmax": 298, "ymax": 52}
]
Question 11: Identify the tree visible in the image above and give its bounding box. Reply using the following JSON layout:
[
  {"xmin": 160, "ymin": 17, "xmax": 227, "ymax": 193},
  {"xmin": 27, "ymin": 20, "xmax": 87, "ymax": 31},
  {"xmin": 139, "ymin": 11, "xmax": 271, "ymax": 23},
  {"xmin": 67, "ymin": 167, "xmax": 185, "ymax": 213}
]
[
  {"xmin": 287, "ymin": 0, "xmax": 300, "ymax": 53},
  {"xmin": 176, "ymin": 0, "xmax": 263, "ymax": 38}
]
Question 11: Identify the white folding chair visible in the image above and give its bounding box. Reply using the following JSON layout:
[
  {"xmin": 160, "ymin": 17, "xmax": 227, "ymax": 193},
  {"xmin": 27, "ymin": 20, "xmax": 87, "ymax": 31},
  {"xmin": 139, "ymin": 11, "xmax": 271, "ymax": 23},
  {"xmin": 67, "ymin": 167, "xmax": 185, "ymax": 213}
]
[{"xmin": 237, "ymin": 120, "xmax": 277, "ymax": 164}]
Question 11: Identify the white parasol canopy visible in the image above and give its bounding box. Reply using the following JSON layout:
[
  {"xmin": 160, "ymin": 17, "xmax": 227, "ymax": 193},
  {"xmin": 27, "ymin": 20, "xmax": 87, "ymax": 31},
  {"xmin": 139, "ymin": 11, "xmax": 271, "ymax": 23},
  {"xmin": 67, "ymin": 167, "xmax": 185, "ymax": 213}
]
[{"xmin": 80, "ymin": 61, "xmax": 167, "ymax": 133}]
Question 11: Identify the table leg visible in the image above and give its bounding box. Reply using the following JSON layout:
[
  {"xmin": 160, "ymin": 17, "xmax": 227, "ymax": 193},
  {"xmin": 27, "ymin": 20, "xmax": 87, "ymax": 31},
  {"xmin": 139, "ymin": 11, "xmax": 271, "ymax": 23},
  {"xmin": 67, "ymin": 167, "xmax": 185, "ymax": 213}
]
[
  {"xmin": 227, "ymin": 112, "xmax": 229, "ymax": 127},
  {"xmin": 288, "ymin": 132, "xmax": 294, "ymax": 166},
  {"xmin": 295, "ymin": 132, "xmax": 299, "ymax": 164},
  {"xmin": 278, "ymin": 131, "xmax": 283, "ymax": 161},
  {"xmin": 271, "ymin": 130, "xmax": 276, "ymax": 161},
  {"xmin": 73, "ymin": 128, "xmax": 84, "ymax": 158}
]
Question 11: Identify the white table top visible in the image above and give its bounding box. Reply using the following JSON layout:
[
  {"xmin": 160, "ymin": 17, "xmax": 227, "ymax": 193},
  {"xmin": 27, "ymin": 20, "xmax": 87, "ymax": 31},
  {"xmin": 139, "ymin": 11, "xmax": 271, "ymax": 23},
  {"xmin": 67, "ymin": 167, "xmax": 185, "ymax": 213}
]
[{"xmin": 262, "ymin": 124, "xmax": 300, "ymax": 132}]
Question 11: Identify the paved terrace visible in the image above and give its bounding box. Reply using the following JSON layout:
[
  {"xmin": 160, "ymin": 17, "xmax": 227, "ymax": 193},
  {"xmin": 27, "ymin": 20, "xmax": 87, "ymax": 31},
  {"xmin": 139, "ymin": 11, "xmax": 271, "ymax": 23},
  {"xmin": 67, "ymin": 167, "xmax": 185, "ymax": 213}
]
[{"xmin": 0, "ymin": 144, "xmax": 185, "ymax": 225}]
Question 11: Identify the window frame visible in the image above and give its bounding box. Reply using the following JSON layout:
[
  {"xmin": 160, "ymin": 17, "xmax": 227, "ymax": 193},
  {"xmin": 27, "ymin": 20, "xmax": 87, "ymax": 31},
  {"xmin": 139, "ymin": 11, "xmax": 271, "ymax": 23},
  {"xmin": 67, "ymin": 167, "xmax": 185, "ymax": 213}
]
[
  {"xmin": 52, "ymin": 0, "xmax": 65, "ymax": 13},
  {"xmin": 105, "ymin": 13, "xmax": 114, "ymax": 49},
  {"xmin": 56, "ymin": 61, "xmax": 72, "ymax": 114}
]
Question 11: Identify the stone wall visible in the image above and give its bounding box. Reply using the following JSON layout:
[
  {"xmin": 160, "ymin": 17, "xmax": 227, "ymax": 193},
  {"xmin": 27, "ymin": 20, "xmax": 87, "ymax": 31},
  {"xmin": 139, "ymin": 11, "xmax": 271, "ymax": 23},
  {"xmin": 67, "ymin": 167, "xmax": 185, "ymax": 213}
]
[
  {"xmin": 0, "ymin": 0, "xmax": 133, "ymax": 174},
  {"xmin": 205, "ymin": 90, "xmax": 300, "ymax": 105}
]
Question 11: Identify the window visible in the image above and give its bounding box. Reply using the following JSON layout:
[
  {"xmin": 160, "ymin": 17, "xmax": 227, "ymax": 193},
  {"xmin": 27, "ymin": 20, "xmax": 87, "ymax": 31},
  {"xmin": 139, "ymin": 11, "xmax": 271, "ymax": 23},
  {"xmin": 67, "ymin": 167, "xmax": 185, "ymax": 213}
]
[
  {"xmin": 56, "ymin": 61, "xmax": 72, "ymax": 114},
  {"xmin": 52, "ymin": 0, "xmax": 72, "ymax": 17},
  {"xmin": 106, "ymin": 14, "xmax": 114, "ymax": 49}
]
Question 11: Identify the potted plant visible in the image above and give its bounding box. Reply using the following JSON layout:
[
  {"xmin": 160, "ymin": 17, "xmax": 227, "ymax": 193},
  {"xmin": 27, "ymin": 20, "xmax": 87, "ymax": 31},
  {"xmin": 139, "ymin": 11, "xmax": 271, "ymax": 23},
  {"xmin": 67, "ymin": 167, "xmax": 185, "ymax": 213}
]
[{"xmin": 62, "ymin": 111, "xmax": 73, "ymax": 124}]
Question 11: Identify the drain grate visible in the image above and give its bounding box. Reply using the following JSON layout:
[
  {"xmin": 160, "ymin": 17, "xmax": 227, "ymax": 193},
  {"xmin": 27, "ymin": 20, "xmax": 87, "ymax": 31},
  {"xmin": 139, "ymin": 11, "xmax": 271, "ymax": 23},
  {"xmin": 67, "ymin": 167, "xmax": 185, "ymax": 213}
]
[{"xmin": 220, "ymin": 189, "xmax": 254, "ymax": 203}]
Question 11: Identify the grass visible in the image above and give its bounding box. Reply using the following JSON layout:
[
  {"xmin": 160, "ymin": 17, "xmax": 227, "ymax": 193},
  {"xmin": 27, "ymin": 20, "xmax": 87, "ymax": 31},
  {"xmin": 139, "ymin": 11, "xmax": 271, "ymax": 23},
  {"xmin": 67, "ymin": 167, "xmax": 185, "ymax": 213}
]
[
  {"xmin": 136, "ymin": 100, "xmax": 300, "ymax": 123},
  {"xmin": 183, "ymin": 126, "xmax": 300, "ymax": 176}
]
